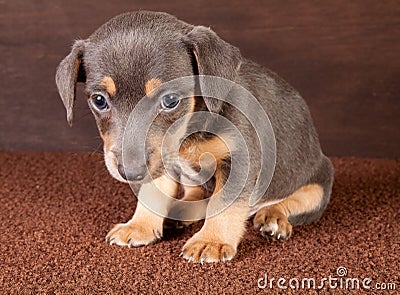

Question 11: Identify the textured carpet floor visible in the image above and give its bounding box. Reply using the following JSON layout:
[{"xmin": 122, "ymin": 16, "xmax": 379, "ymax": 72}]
[{"xmin": 0, "ymin": 152, "xmax": 399, "ymax": 294}]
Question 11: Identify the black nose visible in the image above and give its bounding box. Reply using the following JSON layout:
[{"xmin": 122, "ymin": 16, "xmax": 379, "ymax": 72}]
[{"xmin": 118, "ymin": 164, "xmax": 147, "ymax": 181}]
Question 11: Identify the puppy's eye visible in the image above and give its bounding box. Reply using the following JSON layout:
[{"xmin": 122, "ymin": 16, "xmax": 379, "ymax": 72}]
[
  {"xmin": 91, "ymin": 94, "xmax": 109, "ymax": 111},
  {"xmin": 161, "ymin": 94, "xmax": 180, "ymax": 110}
]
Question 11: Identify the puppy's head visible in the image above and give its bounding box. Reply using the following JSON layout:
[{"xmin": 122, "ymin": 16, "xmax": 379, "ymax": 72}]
[{"xmin": 56, "ymin": 11, "xmax": 241, "ymax": 183}]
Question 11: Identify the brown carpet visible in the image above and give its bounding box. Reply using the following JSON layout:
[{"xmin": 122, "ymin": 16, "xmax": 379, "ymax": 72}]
[{"xmin": 0, "ymin": 151, "xmax": 399, "ymax": 294}]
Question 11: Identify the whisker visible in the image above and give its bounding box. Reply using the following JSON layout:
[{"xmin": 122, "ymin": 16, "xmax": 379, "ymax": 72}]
[
  {"xmin": 75, "ymin": 111, "xmax": 93, "ymax": 122},
  {"xmin": 90, "ymin": 142, "xmax": 103, "ymax": 156}
]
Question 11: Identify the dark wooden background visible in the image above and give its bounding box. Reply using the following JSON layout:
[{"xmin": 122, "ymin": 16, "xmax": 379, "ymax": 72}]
[{"xmin": 1, "ymin": 0, "xmax": 399, "ymax": 157}]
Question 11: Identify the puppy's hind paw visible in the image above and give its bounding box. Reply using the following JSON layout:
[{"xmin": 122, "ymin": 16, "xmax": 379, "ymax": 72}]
[{"xmin": 253, "ymin": 207, "xmax": 293, "ymax": 241}]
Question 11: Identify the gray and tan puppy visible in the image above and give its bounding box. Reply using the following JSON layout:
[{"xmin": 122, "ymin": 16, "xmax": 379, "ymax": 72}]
[{"xmin": 56, "ymin": 11, "xmax": 333, "ymax": 263}]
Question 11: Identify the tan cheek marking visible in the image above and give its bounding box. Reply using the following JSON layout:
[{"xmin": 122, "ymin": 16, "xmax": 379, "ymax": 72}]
[
  {"xmin": 99, "ymin": 76, "xmax": 116, "ymax": 96},
  {"xmin": 190, "ymin": 96, "xmax": 196, "ymax": 113},
  {"xmin": 145, "ymin": 78, "xmax": 162, "ymax": 95},
  {"xmin": 144, "ymin": 131, "xmax": 163, "ymax": 177},
  {"xmin": 100, "ymin": 132, "xmax": 113, "ymax": 153}
]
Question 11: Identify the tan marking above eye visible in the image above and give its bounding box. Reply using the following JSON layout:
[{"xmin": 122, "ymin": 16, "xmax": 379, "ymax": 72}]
[
  {"xmin": 99, "ymin": 76, "xmax": 116, "ymax": 96},
  {"xmin": 145, "ymin": 78, "xmax": 162, "ymax": 95}
]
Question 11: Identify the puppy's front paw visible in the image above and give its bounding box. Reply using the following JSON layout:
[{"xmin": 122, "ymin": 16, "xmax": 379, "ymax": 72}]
[
  {"xmin": 181, "ymin": 235, "xmax": 236, "ymax": 263},
  {"xmin": 254, "ymin": 207, "xmax": 293, "ymax": 241},
  {"xmin": 106, "ymin": 222, "xmax": 162, "ymax": 247}
]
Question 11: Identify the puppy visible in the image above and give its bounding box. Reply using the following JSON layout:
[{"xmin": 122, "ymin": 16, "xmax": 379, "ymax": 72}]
[{"xmin": 56, "ymin": 11, "xmax": 334, "ymax": 263}]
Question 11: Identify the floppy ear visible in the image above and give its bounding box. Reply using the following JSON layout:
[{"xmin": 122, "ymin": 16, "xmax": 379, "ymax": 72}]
[
  {"xmin": 55, "ymin": 40, "xmax": 86, "ymax": 126},
  {"xmin": 184, "ymin": 26, "xmax": 242, "ymax": 113}
]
